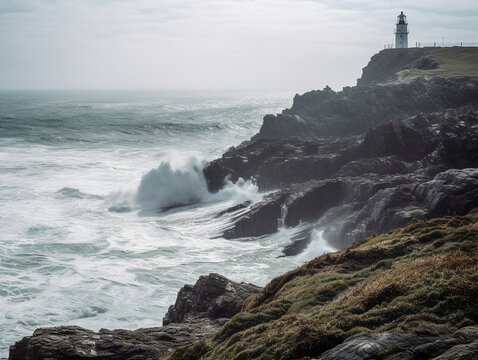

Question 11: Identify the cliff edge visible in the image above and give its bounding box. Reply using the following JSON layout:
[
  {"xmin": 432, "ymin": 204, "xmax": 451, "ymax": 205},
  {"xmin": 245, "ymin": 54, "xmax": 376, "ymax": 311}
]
[
  {"xmin": 252, "ymin": 47, "xmax": 478, "ymax": 139},
  {"xmin": 204, "ymin": 47, "xmax": 478, "ymax": 254}
]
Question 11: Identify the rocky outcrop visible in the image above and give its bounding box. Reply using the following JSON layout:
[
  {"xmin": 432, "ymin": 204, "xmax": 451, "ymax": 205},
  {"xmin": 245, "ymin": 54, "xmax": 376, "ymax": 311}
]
[
  {"xmin": 211, "ymin": 110, "xmax": 478, "ymax": 251},
  {"xmin": 8, "ymin": 322, "xmax": 219, "ymax": 360},
  {"xmin": 357, "ymin": 48, "xmax": 439, "ymax": 86},
  {"xmin": 204, "ymin": 49, "xmax": 478, "ymax": 250},
  {"xmin": 163, "ymin": 273, "xmax": 261, "ymax": 325},
  {"xmin": 250, "ymin": 48, "xmax": 478, "ymax": 140},
  {"xmin": 318, "ymin": 329, "xmax": 478, "ymax": 360},
  {"xmin": 413, "ymin": 168, "xmax": 478, "ymax": 216},
  {"xmin": 9, "ymin": 274, "xmax": 261, "ymax": 360},
  {"xmin": 205, "ymin": 136, "xmax": 359, "ymax": 192},
  {"xmin": 253, "ymin": 76, "xmax": 478, "ymax": 139}
]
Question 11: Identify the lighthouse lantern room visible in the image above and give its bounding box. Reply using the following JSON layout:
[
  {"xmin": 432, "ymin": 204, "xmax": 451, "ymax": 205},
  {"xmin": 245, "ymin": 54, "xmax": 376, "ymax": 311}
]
[{"xmin": 395, "ymin": 11, "xmax": 409, "ymax": 48}]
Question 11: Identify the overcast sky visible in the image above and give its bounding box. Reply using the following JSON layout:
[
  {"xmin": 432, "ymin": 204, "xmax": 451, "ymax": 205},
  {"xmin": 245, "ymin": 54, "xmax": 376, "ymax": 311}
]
[{"xmin": 0, "ymin": 0, "xmax": 477, "ymax": 91}]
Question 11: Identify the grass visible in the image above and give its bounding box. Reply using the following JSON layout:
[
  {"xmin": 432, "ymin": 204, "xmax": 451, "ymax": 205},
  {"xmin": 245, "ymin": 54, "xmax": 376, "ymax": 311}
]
[
  {"xmin": 401, "ymin": 47, "xmax": 478, "ymax": 79},
  {"xmin": 161, "ymin": 209, "xmax": 478, "ymax": 360}
]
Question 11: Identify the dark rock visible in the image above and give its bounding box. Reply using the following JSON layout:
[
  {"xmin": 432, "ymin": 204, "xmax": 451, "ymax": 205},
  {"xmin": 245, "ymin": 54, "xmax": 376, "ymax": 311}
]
[
  {"xmin": 203, "ymin": 162, "xmax": 238, "ymax": 193},
  {"xmin": 284, "ymin": 180, "xmax": 342, "ymax": 228},
  {"xmin": 205, "ymin": 137, "xmax": 359, "ymax": 192},
  {"xmin": 433, "ymin": 340, "xmax": 478, "ymax": 359},
  {"xmin": 201, "ymin": 49, "xmax": 478, "ymax": 254},
  {"xmin": 210, "ymin": 111, "xmax": 478, "ymax": 251},
  {"xmin": 162, "ymin": 273, "xmax": 261, "ymax": 325},
  {"xmin": 453, "ymin": 326, "xmax": 478, "ymax": 344},
  {"xmin": 222, "ymin": 191, "xmax": 291, "ymax": 238},
  {"xmin": 254, "ymin": 76, "xmax": 478, "ymax": 139},
  {"xmin": 8, "ymin": 322, "xmax": 219, "ymax": 360},
  {"xmin": 357, "ymin": 48, "xmax": 439, "ymax": 87},
  {"xmin": 413, "ymin": 168, "xmax": 478, "ymax": 216},
  {"xmin": 9, "ymin": 274, "xmax": 261, "ymax": 360},
  {"xmin": 318, "ymin": 331, "xmax": 458, "ymax": 360}
]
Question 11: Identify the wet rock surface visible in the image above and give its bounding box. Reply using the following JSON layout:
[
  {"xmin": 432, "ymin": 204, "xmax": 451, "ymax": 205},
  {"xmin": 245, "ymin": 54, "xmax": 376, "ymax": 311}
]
[
  {"xmin": 210, "ymin": 110, "xmax": 478, "ymax": 251},
  {"xmin": 203, "ymin": 48, "xmax": 478, "ymax": 253},
  {"xmin": 317, "ymin": 329, "xmax": 478, "ymax": 360},
  {"xmin": 9, "ymin": 274, "xmax": 261, "ymax": 360},
  {"xmin": 9, "ymin": 322, "xmax": 219, "ymax": 360},
  {"xmin": 162, "ymin": 273, "xmax": 261, "ymax": 325}
]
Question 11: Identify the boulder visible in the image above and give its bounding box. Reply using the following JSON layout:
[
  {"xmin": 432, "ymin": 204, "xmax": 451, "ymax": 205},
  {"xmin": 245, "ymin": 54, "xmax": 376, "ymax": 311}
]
[
  {"xmin": 318, "ymin": 331, "xmax": 459, "ymax": 360},
  {"xmin": 163, "ymin": 273, "xmax": 261, "ymax": 325}
]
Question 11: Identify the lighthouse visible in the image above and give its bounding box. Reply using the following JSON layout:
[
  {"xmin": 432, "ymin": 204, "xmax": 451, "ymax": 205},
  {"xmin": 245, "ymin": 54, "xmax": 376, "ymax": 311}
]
[{"xmin": 395, "ymin": 11, "xmax": 408, "ymax": 48}]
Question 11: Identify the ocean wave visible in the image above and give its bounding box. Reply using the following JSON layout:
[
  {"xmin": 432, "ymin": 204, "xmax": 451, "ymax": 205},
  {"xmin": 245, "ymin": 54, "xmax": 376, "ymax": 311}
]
[
  {"xmin": 108, "ymin": 155, "xmax": 261, "ymax": 213},
  {"xmin": 135, "ymin": 158, "xmax": 209, "ymax": 211},
  {"xmin": 56, "ymin": 187, "xmax": 103, "ymax": 200}
]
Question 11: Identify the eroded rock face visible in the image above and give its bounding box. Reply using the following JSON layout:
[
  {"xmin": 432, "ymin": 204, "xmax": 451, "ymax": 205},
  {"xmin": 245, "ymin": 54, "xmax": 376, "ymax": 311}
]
[
  {"xmin": 252, "ymin": 48, "xmax": 478, "ymax": 141},
  {"xmin": 210, "ymin": 111, "xmax": 478, "ymax": 251},
  {"xmin": 317, "ymin": 328, "xmax": 478, "ymax": 360},
  {"xmin": 254, "ymin": 77, "xmax": 478, "ymax": 139},
  {"xmin": 413, "ymin": 168, "xmax": 478, "ymax": 216},
  {"xmin": 357, "ymin": 48, "xmax": 440, "ymax": 87},
  {"xmin": 9, "ymin": 322, "xmax": 219, "ymax": 360},
  {"xmin": 9, "ymin": 274, "xmax": 261, "ymax": 360},
  {"xmin": 162, "ymin": 273, "xmax": 261, "ymax": 325}
]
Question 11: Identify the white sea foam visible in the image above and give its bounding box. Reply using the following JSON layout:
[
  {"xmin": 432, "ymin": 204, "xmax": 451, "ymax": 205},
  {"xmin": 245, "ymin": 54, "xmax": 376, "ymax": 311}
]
[
  {"xmin": 130, "ymin": 153, "xmax": 263, "ymax": 212},
  {"xmin": 135, "ymin": 158, "xmax": 209, "ymax": 211},
  {"xmin": 0, "ymin": 90, "xmax": 297, "ymax": 358},
  {"xmin": 295, "ymin": 229, "xmax": 336, "ymax": 263}
]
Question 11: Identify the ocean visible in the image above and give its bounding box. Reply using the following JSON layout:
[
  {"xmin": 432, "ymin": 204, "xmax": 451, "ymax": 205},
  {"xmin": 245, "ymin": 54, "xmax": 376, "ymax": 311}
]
[{"xmin": 0, "ymin": 89, "xmax": 334, "ymax": 357}]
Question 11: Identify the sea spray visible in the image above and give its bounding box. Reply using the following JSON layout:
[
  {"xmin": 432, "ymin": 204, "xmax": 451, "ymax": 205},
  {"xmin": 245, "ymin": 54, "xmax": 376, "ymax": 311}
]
[
  {"xmin": 278, "ymin": 203, "xmax": 289, "ymax": 229},
  {"xmin": 211, "ymin": 177, "xmax": 263, "ymax": 205},
  {"xmin": 107, "ymin": 154, "xmax": 264, "ymax": 213},
  {"xmin": 295, "ymin": 229, "xmax": 336, "ymax": 263},
  {"xmin": 135, "ymin": 158, "xmax": 209, "ymax": 211}
]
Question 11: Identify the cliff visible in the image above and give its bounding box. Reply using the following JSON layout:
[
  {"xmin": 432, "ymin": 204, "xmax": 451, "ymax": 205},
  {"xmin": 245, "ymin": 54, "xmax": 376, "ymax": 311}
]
[
  {"xmin": 252, "ymin": 47, "xmax": 478, "ymax": 139},
  {"xmin": 207, "ymin": 109, "xmax": 478, "ymax": 253},
  {"xmin": 204, "ymin": 47, "xmax": 478, "ymax": 254},
  {"xmin": 164, "ymin": 209, "xmax": 478, "ymax": 360}
]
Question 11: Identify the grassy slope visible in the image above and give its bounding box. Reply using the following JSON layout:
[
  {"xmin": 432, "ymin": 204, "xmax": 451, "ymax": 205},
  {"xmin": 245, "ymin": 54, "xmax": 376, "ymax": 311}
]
[
  {"xmin": 403, "ymin": 47, "xmax": 478, "ymax": 78},
  {"xmin": 164, "ymin": 209, "xmax": 478, "ymax": 360}
]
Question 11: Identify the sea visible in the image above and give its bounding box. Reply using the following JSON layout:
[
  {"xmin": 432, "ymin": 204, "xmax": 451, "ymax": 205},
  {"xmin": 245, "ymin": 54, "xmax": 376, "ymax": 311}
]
[{"xmin": 0, "ymin": 89, "xmax": 335, "ymax": 357}]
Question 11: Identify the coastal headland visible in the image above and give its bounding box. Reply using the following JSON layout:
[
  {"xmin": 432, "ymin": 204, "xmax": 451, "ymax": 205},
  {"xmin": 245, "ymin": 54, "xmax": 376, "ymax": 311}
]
[{"xmin": 9, "ymin": 47, "xmax": 478, "ymax": 360}]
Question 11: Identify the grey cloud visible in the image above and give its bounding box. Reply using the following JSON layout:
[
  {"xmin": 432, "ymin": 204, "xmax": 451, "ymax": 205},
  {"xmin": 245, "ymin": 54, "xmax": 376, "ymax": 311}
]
[{"xmin": 0, "ymin": 0, "xmax": 476, "ymax": 90}]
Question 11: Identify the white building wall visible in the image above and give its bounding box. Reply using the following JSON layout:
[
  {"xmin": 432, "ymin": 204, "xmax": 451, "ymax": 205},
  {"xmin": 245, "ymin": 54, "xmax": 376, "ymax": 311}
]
[{"xmin": 395, "ymin": 24, "xmax": 408, "ymax": 48}]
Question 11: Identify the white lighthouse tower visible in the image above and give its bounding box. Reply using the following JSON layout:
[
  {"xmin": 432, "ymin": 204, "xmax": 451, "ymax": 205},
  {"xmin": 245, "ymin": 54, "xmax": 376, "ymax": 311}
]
[{"xmin": 395, "ymin": 11, "xmax": 408, "ymax": 48}]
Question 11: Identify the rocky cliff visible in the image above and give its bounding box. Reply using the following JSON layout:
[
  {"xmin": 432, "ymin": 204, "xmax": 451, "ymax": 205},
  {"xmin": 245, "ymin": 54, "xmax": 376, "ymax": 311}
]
[
  {"xmin": 251, "ymin": 47, "xmax": 478, "ymax": 139},
  {"xmin": 208, "ymin": 110, "xmax": 478, "ymax": 254},
  {"xmin": 204, "ymin": 47, "xmax": 478, "ymax": 254}
]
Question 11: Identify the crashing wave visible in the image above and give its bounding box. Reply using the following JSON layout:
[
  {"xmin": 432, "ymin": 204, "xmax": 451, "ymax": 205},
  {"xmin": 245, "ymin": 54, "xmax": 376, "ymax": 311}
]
[{"xmin": 135, "ymin": 158, "xmax": 209, "ymax": 211}]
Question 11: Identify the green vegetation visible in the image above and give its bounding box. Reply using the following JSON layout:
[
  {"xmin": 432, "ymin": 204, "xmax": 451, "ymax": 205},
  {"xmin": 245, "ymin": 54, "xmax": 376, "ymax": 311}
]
[
  {"xmin": 402, "ymin": 47, "xmax": 478, "ymax": 78},
  {"xmin": 162, "ymin": 209, "xmax": 478, "ymax": 360}
]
